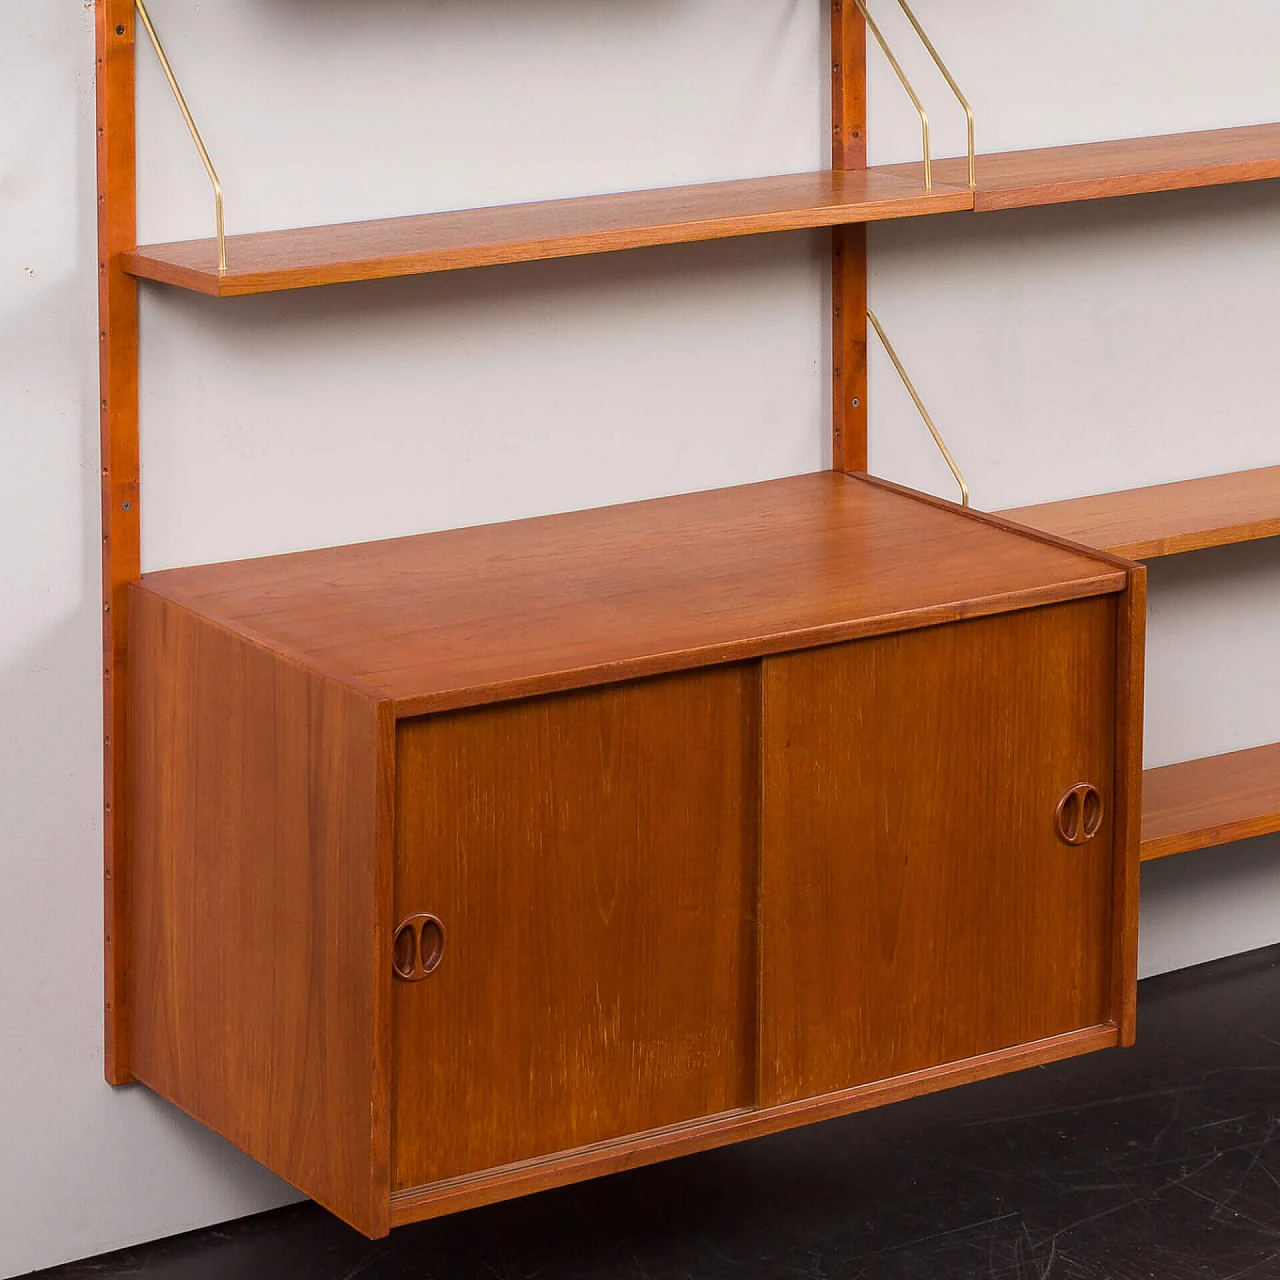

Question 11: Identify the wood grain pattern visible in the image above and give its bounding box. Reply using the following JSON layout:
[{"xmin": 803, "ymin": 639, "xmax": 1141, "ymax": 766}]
[
  {"xmin": 831, "ymin": 1, "xmax": 868, "ymax": 471},
  {"xmin": 760, "ymin": 600, "xmax": 1118, "ymax": 1104},
  {"xmin": 389, "ymin": 1024, "xmax": 1117, "ymax": 1227},
  {"xmin": 1141, "ymin": 743, "xmax": 1280, "ymax": 861},
  {"xmin": 882, "ymin": 123, "xmax": 1280, "ymax": 211},
  {"xmin": 832, "ymin": 0, "xmax": 867, "ymax": 173},
  {"xmin": 139, "ymin": 474, "xmax": 1125, "ymax": 716},
  {"xmin": 127, "ymin": 588, "xmax": 393, "ymax": 1236},
  {"xmin": 1111, "ymin": 567, "xmax": 1146, "ymax": 1044},
  {"xmin": 391, "ymin": 668, "xmax": 758, "ymax": 1190},
  {"xmin": 832, "ymin": 225, "xmax": 868, "ymax": 472},
  {"xmin": 120, "ymin": 169, "xmax": 971, "ymax": 296},
  {"xmin": 97, "ymin": 0, "xmax": 140, "ymax": 1086},
  {"xmin": 999, "ymin": 466, "xmax": 1280, "ymax": 560},
  {"xmin": 856, "ymin": 479, "xmax": 1145, "ymax": 1047},
  {"xmin": 120, "ymin": 124, "xmax": 1280, "ymax": 297}
]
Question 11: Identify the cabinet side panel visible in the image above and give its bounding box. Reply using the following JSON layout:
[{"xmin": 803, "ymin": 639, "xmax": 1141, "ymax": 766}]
[
  {"xmin": 392, "ymin": 666, "xmax": 759, "ymax": 1191},
  {"xmin": 761, "ymin": 599, "xmax": 1118, "ymax": 1105},
  {"xmin": 127, "ymin": 587, "xmax": 391, "ymax": 1237},
  {"xmin": 1111, "ymin": 567, "xmax": 1146, "ymax": 1044}
]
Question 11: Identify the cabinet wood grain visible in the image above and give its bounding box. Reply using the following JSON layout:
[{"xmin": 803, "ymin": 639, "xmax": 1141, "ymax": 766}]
[
  {"xmin": 127, "ymin": 588, "xmax": 394, "ymax": 1236},
  {"xmin": 124, "ymin": 474, "xmax": 1140, "ymax": 1238},
  {"xmin": 140, "ymin": 474, "xmax": 1125, "ymax": 716},
  {"xmin": 391, "ymin": 668, "xmax": 759, "ymax": 1191},
  {"xmin": 760, "ymin": 600, "xmax": 1119, "ymax": 1104}
]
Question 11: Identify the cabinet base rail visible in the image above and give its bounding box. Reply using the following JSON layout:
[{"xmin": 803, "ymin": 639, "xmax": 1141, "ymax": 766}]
[{"xmin": 389, "ymin": 1024, "xmax": 1118, "ymax": 1229}]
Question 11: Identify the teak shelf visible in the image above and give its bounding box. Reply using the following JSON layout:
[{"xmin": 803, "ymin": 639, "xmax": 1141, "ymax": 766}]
[
  {"xmin": 121, "ymin": 124, "xmax": 1280, "ymax": 298},
  {"xmin": 1142, "ymin": 743, "xmax": 1280, "ymax": 862},
  {"xmin": 1001, "ymin": 465, "xmax": 1280, "ymax": 560},
  {"xmin": 883, "ymin": 122, "xmax": 1280, "ymax": 212},
  {"xmin": 122, "ymin": 169, "xmax": 971, "ymax": 298},
  {"xmin": 96, "ymin": 0, "xmax": 1275, "ymax": 1245}
]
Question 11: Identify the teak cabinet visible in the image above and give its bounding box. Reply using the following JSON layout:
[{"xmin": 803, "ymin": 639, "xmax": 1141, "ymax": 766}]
[{"xmin": 125, "ymin": 473, "xmax": 1143, "ymax": 1237}]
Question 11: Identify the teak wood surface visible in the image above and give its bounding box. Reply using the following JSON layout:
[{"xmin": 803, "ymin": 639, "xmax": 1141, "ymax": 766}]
[
  {"xmin": 127, "ymin": 589, "xmax": 394, "ymax": 1237},
  {"xmin": 125, "ymin": 473, "xmax": 1143, "ymax": 1235},
  {"xmin": 831, "ymin": 0, "xmax": 869, "ymax": 471},
  {"xmin": 1000, "ymin": 465, "xmax": 1280, "ymax": 560},
  {"xmin": 389, "ymin": 1026, "xmax": 1119, "ymax": 1228},
  {"xmin": 883, "ymin": 123, "xmax": 1280, "ymax": 212},
  {"xmin": 119, "ymin": 123, "xmax": 1280, "ymax": 298},
  {"xmin": 121, "ymin": 169, "xmax": 970, "ymax": 297},
  {"xmin": 1142, "ymin": 743, "xmax": 1280, "ymax": 861},
  {"xmin": 137, "ymin": 474, "xmax": 1127, "ymax": 716},
  {"xmin": 392, "ymin": 669, "xmax": 759, "ymax": 1190},
  {"xmin": 760, "ymin": 600, "xmax": 1118, "ymax": 1104},
  {"xmin": 96, "ymin": 0, "xmax": 139, "ymax": 1085}
]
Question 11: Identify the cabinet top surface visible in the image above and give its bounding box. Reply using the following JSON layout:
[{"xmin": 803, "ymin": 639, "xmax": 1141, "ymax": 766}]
[{"xmin": 136, "ymin": 473, "xmax": 1127, "ymax": 715}]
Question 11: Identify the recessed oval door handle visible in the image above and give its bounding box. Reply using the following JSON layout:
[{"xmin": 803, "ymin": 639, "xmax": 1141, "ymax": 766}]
[
  {"xmin": 393, "ymin": 914, "xmax": 446, "ymax": 981},
  {"xmin": 1055, "ymin": 784, "xmax": 1104, "ymax": 846}
]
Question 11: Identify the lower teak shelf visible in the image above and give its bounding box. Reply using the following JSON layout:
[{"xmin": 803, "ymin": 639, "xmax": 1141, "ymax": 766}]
[
  {"xmin": 123, "ymin": 472, "xmax": 1145, "ymax": 1237},
  {"xmin": 1141, "ymin": 743, "xmax": 1280, "ymax": 861}
]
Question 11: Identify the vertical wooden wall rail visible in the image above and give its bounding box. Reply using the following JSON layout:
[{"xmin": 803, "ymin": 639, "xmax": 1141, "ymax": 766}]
[
  {"xmin": 832, "ymin": 1, "xmax": 869, "ymax": 472},
  {"xmin": 97, "ymin": 0, "xmax": 140, "ymax": 1086}
]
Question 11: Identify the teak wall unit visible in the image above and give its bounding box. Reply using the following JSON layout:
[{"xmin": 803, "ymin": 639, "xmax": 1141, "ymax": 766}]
[{"xmin": 96, "ymin": 0, "xmax": 1275, "ymax": 1240}]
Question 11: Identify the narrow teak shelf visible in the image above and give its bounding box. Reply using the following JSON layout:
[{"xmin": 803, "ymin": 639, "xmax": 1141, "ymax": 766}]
[
  {"xmin": 1141, "ymin": 743, "xmax": 1280, "ymax": 862},
  {"xmin": 121, "ymin": 169, "xmax": 972, "ymax": 297},
  {"xmin": 882, "ymin": 122, "xmax": 1280, "ymax": 212},
  {"xmin": 999, "ymin": 465, "xmax": 1280, "ymax": 560}
]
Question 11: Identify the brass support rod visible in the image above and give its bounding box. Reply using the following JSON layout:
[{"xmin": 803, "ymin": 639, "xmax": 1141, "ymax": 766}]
[
  {"xmin": 867, "ymin": 308, "xmax": 970, "ymax": 507},
  {"xmin": 850, "ymin": 0, "xmax": 932, "ymax": 191},
  {"xmin": 133, "ymin": 0, "xmax": 227, "ymax": 273},
  {"xmin": 891, "ymin": 0, "xmax": 977, "ymax": 189}
]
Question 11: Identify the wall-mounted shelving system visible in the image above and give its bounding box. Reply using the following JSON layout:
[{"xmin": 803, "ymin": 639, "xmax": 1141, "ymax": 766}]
[{"xmin": 96, "ymin": 0, "xmax": 1278, "ymax": 1239}]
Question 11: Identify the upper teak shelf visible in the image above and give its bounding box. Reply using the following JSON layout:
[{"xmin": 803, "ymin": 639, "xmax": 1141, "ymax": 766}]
[
  {"xmin": 884, "ymin": 122, "xmax": 1280, "ymax": 212},
  {"xmin": 121, "ymin": 124, "xmax": 1280, "ymax": 298},
  {"xmin": 120, "ymin": 169, "xmax": 970, "ymax": 298}
]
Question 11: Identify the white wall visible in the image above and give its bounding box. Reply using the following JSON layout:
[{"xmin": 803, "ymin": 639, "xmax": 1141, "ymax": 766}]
[{"xmin": 2, "ymin": 1, "xmax": 1277, "ymax": 1272}]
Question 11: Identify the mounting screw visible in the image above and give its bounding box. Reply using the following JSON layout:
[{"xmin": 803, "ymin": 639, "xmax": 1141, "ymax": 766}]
[
  {"xmin": 116, "ymin": 24, "xmax": 125, "ymax": 35},
  {"xmin": 852, "ymin": 398, "xmax": 861, "ymax": 408},
  {"xmin": 122, "ymin": 501, "xmax": 131, "ymax": 512}
]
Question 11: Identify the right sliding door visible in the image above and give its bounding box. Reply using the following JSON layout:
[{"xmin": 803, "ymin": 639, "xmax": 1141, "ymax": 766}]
[{"xmin": 760, "ymin": 599, "xmax": 1118, "ymax": 1107}]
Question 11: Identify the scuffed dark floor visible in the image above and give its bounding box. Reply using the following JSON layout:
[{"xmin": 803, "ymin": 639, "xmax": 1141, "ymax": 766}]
[{"xmin": 36, "ymin": 946, "xmax": 1280, "ymax": 1279}]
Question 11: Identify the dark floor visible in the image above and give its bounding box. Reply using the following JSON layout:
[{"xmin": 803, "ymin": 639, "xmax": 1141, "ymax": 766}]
[{"xmin": 37, "ymin": 946, "xmax": 1280, "ymax": 1280}]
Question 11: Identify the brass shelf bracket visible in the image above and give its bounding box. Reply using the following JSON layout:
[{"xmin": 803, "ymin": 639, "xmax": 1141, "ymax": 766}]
[
  {"xmin": 134, "ymin": 0, "xmax": 227, "ymax": 273},
  {"xmin": 867, "ymin": 309, "xmax": 971, "ymax": 507},
  {"xmin": 889, "ymin": 0, "xmax": 977, "ymax": 189},
  {"xmin": 850, "ymin": 0, "xmax": 933, "ymax": 191}
]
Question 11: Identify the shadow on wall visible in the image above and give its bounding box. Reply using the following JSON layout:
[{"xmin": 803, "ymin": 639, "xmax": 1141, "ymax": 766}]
[{"xmin": 1139, "ymin": 833, "xmax": 1280, "ymax": 978}]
